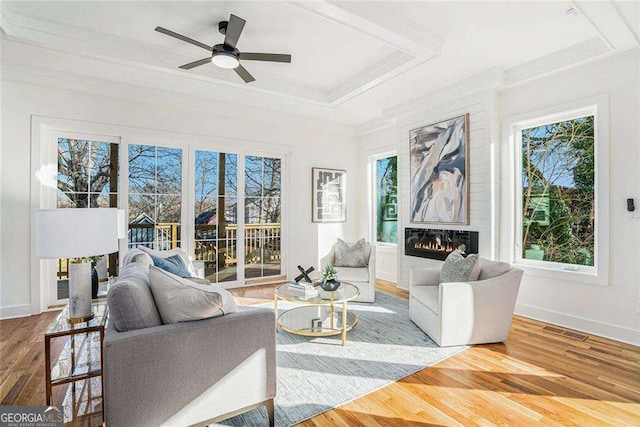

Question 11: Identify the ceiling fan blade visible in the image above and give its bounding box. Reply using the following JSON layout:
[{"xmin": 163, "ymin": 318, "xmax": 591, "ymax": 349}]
[
  {"xmin": 234, "ymin": 64, "xmax": 255, "ymax": 83},
  {"xmin": 155, "ymin": 26, "xmax": 212, "ymax": 51},
  {"xmin": 240, "ymin": 53, "xmax": 292, "ymax": 63},
  {"xmin": 179, "ymin": 57, "xmax": 212, "ymax": 70},
  {"xmin": 224, "ymin": 14, "xmax": 246, "ymax": 49}
]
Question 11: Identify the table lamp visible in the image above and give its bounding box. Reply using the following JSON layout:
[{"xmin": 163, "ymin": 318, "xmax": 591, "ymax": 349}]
[{"xmin": 35, "ymin": 208, "xmax": 126, "ymax": 323}]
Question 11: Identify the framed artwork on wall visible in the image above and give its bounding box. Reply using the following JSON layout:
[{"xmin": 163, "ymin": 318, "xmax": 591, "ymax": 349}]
[
  {"xmin": 409, "ymin": 113, "xmax": 470, "ymax": 225},
  {"xmin": 312, "ymin": 167, "xmax": 346, "ymax": 223}
]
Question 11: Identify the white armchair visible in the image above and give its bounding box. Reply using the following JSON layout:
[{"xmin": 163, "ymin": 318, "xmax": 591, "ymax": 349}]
[
  {"xmin": 409, "ymin": 259, "xmax": 523, "ymax": 347},
  {"xmin": 321, "ymin": 241, "xmax": 376, "ymax": 303}
]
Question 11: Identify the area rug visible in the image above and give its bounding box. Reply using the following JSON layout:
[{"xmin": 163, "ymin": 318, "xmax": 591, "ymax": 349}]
[{"xmin": 221, "ymin": 290, "xmax": 467, "ymax": 426}]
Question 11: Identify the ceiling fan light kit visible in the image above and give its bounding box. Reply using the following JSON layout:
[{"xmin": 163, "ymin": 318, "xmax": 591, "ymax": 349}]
[
  {"xmin": 211, "ymin": 45, "xmax": 240, "ymax": 69},
  {"xmin": 155, "ymin": 14, "xmax": 292, "ymax": 83}
]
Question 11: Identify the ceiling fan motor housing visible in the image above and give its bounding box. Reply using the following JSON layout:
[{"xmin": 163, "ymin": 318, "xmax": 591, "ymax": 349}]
[
  {"xmin": 218, "ymin": 21, "xmax": 228, "ymax": 35},
  {"xmin": 213, "ymin": 43, "xmax": 239, "ymax": 57}
]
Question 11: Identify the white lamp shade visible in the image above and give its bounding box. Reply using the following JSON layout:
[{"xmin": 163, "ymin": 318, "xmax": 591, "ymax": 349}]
[{"xmin": 35, "ymin": 208, "xmax": 121, "ymax": 259}]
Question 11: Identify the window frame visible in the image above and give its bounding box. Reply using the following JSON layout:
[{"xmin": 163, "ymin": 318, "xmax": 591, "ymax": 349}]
[
  {"xmin": 369, "ymin": 150, "xmax": 398, "ymax": 247},
  {"xmin": 504, "ymin": 97, "xmax": 610, "ymax": 286}
]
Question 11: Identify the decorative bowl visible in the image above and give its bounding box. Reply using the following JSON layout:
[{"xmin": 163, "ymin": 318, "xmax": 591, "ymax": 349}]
[{"xmin": 319, "ymin": 280, "xmax": 341, "ymax": 292}]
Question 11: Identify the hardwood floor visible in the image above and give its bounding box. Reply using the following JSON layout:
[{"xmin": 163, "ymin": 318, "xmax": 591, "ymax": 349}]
[{"xmin": 1, "ymin": 280, "xmax": 638, "ymax": 426}]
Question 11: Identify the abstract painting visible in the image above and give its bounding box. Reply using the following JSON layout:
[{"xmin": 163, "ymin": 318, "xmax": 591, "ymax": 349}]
[
  {"xmin": 312, "ymin": 168, "xmax": 346, "ymax": 223},
  {"xmin": 409, "ymin": 114, "xmax": 469, "ymax": 224}
]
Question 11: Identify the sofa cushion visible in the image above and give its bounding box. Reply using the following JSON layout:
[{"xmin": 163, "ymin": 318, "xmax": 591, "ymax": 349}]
[
  {"xmin": 148, "ymin": 266, "xmax": 237, "ymax": 324},
  {"xmin": 411, "ymin": 285, "xmax": 439, "ymax": 314},
  {"xmin": 107, "ymin": 262, "xmax": 163, "ymax": 332},
  {"xmin": 333, "ymin": 266, "xmax": 369, "ymax": 282},
  {"xmin": 479, "ymin": 258, "xmax": 511, "ymax": 280},
  {"xmin": 440, "ymin": 251, "xmax": 480, "ymax": 283},
  {"xmin": 334, "ymin": 238, "xmax": 367, "ymax": 267},
  {"xmin": 150, "ymin": 253, "xmax": 192, "ymax": 278}
]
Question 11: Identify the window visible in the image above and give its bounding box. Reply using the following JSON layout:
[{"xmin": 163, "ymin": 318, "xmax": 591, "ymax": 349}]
[
  {"xmin": 244, "ymin": 155, "xmax": 282, "ymax": 279},
  {"xmin": 56, "ymin": 137, "xmax": 119, "ymax": 300},
  {"xmin": 376, "ymin": 156, "xmax": 398, "ymax": 244},
  {"xmin": 128, "ymin": 144, "xmax": 182, "ymax": 250},
  {"xmin": 517, "ymin": 111, "xmax": 596, "ymax": 270},
  {"xmin": 194, "ymin": 150, "xmax": 238, "ymax": 283}
]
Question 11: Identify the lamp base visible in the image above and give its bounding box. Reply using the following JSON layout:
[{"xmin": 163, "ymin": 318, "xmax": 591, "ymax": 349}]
[
  {"xmin": 67, "ymin": 258, "xmax": 94, "ymax": 324},
  {"xmin": 67, "ymin": 312, "xmax": 95, "ymax": 324}
]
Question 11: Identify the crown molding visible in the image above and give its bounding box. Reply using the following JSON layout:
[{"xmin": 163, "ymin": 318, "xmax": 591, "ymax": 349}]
[{"xmin": 504, "ymin": 38, "xmax": 609, "ymax": 85}]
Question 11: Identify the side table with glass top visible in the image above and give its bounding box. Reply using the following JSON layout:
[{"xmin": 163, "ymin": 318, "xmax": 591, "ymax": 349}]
[
  {"xmin": 274, "ymin": 282, "xmax": 360, "ymax": 346},
  {"xmin": 45, "ymin": 300, "xmax": 108, "ymax": 424}
]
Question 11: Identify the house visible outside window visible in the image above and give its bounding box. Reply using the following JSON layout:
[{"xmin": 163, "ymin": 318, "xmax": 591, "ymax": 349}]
[
  {"xmin": 519, "ymin": 113, "xmax": 595, "ymax": 269},
  {"xmin": 376, "ymin": 156, "xmax": 398, "ymax": 244},
  {"xmin": 128, "ymin": 144, "xmax": 182, "ymax": 250}
]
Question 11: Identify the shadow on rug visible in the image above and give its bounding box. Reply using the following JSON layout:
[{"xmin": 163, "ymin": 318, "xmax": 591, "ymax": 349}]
[{"xmin": 221, "ymin": 290, "xmax": 467, "ymax": 426}]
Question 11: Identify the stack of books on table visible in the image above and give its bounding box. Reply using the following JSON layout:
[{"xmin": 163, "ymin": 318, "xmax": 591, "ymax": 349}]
[{"xmin": 288, "ymin": 281, "xmax": 319, "ymax": 299}]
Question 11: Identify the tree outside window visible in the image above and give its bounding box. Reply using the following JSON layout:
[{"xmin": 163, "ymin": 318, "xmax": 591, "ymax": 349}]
[{"xmin": 521, "ymin": 115, "xmax": 595, "ymax": 266}]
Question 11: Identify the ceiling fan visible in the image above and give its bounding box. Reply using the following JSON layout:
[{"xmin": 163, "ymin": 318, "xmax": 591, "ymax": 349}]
[{"xmin": 155, "ymin": 14, "xmax": 292, "ymax": 83}]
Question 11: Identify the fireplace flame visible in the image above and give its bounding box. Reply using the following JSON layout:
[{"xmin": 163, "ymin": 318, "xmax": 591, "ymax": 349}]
[{"xmin": 413, "ymin": 241, "xmax": 456, "ymax": 252}]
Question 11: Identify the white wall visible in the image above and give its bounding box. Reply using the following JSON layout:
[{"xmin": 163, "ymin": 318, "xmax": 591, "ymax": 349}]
[
  {"xmin": 501, "ymin": 51, "xmax": 640, "ymax": 345},
  {"xmin": 356, "ymin": 51, "xmax": 639, "ymax": 344},
  {"xmin": 0, "ymin": 80, "xmax": 359, "ymax": 318}
]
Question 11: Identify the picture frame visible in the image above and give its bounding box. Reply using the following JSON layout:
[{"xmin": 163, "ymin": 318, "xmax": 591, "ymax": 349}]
[
  {"xmin": 312, "ymin": 167, "xmax": 346, "ymax": 223},
  {"xmin": 409, "ymin": 113, "xmax": 470, "ymax": 225}
]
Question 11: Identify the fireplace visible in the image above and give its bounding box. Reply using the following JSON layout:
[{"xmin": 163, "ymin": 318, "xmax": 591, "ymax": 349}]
[{"xmin": 405, "ymin": 228, "xmax": 479, "ymax": 261}]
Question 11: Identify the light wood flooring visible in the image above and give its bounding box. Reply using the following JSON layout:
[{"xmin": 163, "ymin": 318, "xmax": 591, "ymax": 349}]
[{"xmin": 1, "ymin": 280, "xmax": 638, "ymax": 426}]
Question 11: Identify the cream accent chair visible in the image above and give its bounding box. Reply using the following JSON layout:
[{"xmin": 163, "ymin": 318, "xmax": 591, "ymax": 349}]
[
  {"xmin": 409, "ymin": 259, "xmax": 523, "ymax": 347},
  {"xmin": 321, "ymin": 241, "xmax": 376, "ymax": 302}
]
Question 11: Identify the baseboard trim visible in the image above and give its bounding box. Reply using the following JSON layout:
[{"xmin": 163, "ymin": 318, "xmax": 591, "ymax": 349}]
[
  {"xmin": 515, "ymin": 303, "xmax": 640, "ymax": 346},
  {"xmin": 0, "ymin": 304, "xmax": 32, "ymax": 320},
  {"xmin": 376, "ymin": 271, "xmax": 397, "ymax": 283}
]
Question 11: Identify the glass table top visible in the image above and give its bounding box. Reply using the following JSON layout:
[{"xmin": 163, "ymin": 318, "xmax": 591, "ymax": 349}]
[
  {"xmin": 275, "ymin": 282, "xmax": 359, "ymax": 304},
  {"xmin": 46, "ymin": 301, "xmax": 108, "ymax": 336}
]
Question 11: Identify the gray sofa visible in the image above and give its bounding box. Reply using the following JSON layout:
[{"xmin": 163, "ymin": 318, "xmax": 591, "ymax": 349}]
[{"xmin": 104, "ymin": 260, "xmax": 276, "ymax": 426}]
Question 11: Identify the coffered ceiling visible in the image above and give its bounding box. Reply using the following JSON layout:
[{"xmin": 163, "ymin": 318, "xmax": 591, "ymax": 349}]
[{"xmin": 1, "ymin": 1, "xmax": 638, "ymax": 125}]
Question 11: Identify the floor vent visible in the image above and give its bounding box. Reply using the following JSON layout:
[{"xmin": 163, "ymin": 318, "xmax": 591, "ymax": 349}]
[{"xmin": 543, "ymin": 325, "xmax": 588, "ymax": 341}]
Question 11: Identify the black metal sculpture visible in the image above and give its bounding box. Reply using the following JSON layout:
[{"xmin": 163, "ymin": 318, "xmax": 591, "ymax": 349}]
[{"xmin": 294, "ymin": 265, "xmax": 314, "ymax": 283}]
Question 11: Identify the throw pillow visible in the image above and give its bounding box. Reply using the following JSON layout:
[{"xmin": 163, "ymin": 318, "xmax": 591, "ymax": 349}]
[
  {"xmin": 137, "ymin": 246, "xmax": 196, "ymax": 277},
  {"xmin": 150, "ymin": 253, "xmax": 191, "ymax": 278},
  {"xmin": 333, "ymin": 238, "xmax": 367, "ymax": 267},
  {"xmin": 148, "ymin": 266, "xmax": 238, "ymax": 324},
  {"xmin": 440, "ymin": 251, "xmax": 481, "ymax": 283}
]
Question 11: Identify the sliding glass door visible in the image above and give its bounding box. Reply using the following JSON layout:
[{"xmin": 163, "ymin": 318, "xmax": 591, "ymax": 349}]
[
  {"xmin": 193, "ymin": 150, "xmax": 238, "ymax": 283},
  {"xmin": 190, "ymin": 149, "xmax": 285, "ymax": 286},
  {"xmin": 244, "ymin": 155, "xmax": 282, "ymax": 280}
]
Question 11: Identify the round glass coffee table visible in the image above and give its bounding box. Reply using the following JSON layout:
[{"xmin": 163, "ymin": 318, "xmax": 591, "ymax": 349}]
[{"xmin": 274, "ymin": 282, "xmax": 360, "ymax": 346}]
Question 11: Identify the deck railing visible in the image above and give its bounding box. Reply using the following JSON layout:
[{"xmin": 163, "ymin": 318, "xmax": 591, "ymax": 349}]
[{"xmin": 57, "ymin": 222, "xmax": 281, "ymax": 279}]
